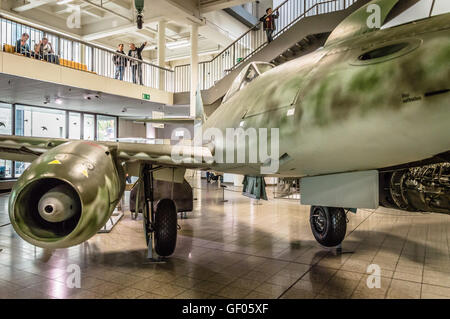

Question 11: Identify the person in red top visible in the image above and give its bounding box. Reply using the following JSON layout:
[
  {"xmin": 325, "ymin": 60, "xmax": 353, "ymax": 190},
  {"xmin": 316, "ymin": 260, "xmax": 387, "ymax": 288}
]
[{"xmin": 260, "ymin": 7, "xmax": 279, "ymax": 43}]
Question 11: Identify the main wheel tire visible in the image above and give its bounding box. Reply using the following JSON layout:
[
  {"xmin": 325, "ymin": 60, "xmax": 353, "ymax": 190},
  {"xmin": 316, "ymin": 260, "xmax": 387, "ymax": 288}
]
[
  {"xmin": 154, "ymin": 199, "xmax": 178, "ymax": 257},
  {"xmin": 310, "ymin": 206, "xmax": 346, "ymax": 247}
]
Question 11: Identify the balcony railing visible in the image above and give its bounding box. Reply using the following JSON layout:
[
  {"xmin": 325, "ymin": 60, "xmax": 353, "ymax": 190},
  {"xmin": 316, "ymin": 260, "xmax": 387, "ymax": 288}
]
[
  {"xmin": 0, "ymin": 0, "xmax": 358, "ymax": 96},
  {"xmin": 0, "ymin": 16, "xmax": 174, "ymax": 92},
  {"xmin": 173, "ymin": 0, "xmax": 358, "ymax": 92}
]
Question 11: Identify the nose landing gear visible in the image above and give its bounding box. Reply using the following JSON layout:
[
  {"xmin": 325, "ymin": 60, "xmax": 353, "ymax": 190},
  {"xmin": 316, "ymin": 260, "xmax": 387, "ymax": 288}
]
[{"xmin": 310, "ymin": 206, "xmax": 347, "ymax": 247}]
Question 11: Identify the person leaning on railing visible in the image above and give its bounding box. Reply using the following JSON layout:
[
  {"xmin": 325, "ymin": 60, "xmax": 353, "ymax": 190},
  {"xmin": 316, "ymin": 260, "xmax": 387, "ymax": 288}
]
[
  {"xmin": 260, "ymin": 7, "xmax": 279, "ymax": 43},
  {"xmin": 36, "ymin": 37, "xmax": 59, "ymax": 64},
  {"xmin": 113, "ymin": 43, "xmax": 127, "ymax": 81},
  {"xmin": 128, "ymin": 42, "xmax": 147, "ymax": 85},
  {"xmin": 15, "ymin": 33, "xmax": 31, "ymax": 57}
]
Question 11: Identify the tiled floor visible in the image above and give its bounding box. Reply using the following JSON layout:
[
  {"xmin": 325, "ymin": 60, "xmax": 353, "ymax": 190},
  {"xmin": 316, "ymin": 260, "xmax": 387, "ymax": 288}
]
[{"xmin": 0, "ymin": 175, "xmax": 449, "ymax": 299}]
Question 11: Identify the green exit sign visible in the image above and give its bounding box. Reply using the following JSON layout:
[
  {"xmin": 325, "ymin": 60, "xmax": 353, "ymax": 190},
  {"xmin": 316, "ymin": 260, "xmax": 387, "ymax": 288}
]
[{"xmin": 142, "ymin": 93, "xmax": 150, "ymax": 100}]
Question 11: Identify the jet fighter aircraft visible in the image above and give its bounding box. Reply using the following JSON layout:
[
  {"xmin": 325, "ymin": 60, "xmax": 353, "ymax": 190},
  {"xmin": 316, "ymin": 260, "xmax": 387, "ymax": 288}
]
[{"xmin": 0, "ymin": 0, "xmax": 448, "ymax": 257}]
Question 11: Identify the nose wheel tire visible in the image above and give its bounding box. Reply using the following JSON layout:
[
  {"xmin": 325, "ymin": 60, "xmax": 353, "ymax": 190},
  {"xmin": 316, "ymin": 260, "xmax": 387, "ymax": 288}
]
[{"xmin": 310, "ymin": 206, "xmax": 347, "ymax": 247}]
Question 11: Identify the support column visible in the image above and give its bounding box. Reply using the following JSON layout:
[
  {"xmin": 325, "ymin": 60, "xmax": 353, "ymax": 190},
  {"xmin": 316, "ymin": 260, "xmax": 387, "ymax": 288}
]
[
  {"xmin": 190, "ymin": 24, "xmax": 199, "ymax": 118},
  {"xmin": 158, "ymin": 20, "xmax": 166, "ymax": 91}
]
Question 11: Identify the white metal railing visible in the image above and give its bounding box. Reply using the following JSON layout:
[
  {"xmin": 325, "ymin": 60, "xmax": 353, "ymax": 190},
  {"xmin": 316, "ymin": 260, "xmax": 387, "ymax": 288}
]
[
  {"xmin": 0, "ymin": 16, "xmax": 174, "ymax": 92},
  {"xmin": 174, "ymin": 0, "xmax": 358, "ymax": 92},
  {"xmin": 0, "ymin": 0, "xmax": 358, "ymax": 96}
]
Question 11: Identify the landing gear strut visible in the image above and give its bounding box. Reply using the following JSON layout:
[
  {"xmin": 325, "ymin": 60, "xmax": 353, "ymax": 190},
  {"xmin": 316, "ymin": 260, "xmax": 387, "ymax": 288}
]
[
  {"xmin": 310, "ymin": 206, "xmax": 347, "ymax": 247},
  {"xmin": 141, "ymin": 165, "xmax": 178, "ymax": 260}
]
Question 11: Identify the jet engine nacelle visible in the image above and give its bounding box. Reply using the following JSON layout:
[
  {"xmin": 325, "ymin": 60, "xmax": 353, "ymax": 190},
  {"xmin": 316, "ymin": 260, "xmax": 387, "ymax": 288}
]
[{"xmin": 9, "ymin": 141, "xmax": 125, "ymax": 249}]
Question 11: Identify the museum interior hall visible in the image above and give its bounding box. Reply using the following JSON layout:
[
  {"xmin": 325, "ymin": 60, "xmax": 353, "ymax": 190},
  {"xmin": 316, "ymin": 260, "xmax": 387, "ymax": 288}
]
[{"xmin": 0, "ymin": 0, "xmax": 448, "ymax": 301}]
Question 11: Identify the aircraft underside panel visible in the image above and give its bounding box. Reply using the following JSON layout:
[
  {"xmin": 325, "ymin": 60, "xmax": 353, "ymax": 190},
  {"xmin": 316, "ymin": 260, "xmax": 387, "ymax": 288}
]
[{"xmin": 300, "ymin": 170, "xmax": 379, "ymax": 209}]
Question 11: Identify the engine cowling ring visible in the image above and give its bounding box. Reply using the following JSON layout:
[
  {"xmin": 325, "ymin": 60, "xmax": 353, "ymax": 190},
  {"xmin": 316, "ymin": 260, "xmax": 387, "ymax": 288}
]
[{"xmin": 9, "ymin": 141, "xmax": 125, "ymax": 249}]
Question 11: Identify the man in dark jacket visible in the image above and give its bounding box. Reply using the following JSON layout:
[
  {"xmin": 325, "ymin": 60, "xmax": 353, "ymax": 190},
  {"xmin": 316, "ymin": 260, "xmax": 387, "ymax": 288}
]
[
  {"xmin": 15, "ymin": 33, "xmax": 31, "ymax": 56},
  {"xmin": 260, "ymin": 8, "xmax": 279, "ymax": 43},
  {"xmin": 113, "ymin": 44, "xmax": 127, "ymax": 80},
  {"xmin": 128, "ymin": 42, "xmax": 147, "ymax": 85}
]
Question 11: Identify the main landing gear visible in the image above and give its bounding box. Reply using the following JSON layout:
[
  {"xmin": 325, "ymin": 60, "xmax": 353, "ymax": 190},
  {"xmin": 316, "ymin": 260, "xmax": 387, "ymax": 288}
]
[
  {"xmin": 140, "ymin": 165, "xmax": 178, "ymax": 260},
  {"xmin": 309, "ymin": 206, "xmax": 347, "ymax": 247}
]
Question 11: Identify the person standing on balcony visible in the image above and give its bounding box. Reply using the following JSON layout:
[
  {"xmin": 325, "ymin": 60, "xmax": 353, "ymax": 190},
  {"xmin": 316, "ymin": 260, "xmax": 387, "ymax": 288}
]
[
  {"xmin": 15, "ymin": 33, "xmax": 31, "ymax": 57},
  {"xmin": 128, "ymin": 42, "xmax": 147, "ymax": 85},
  {"xmin": 260, "ymin": 8, "xmax": 279, "ymax": 43},
  {"xmin": 113, "ymin": 44, "xmax": 127, "ymax": 81}
]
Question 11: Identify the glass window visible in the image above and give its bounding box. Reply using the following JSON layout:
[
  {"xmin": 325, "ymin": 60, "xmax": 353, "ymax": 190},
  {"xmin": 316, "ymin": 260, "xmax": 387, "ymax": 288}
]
[
  {"xmin": 83, "ymin": 114, "xmax": 95, "ymax": 140},
  {"xmin": 14, "ymin": 162, "xmax": 29, "ymax": 178},
  {"xmin": 223, "ymin": 62, "xmax": 274, "ymax": 102},
  {"xmin": 15, "ymin": 105, "xmax": 66, "ymax": 138},
  {"xmin": 0, "ymin": 160, "xmax": 12, "ymax": 179},
  {"xmin": 255, "ymin": 63, "xmax": 275, "ymax": 75},
  {"xmin": 239, "ymin": 66, "xmax": 259, "ymax": 90},
  {"xmin": 0, "ymin": 103, "xmax": 12, "ymax": 135},
  {"xmin": 97, "ymin": 115, "xmax": 116, "ymax": 141},
  {"xmin": 69, "ymin": 112, "xmax": 81, "ymax": 139},
  {"xmin": 15, "ymin": 105, "xmax": 66, "ymax": 177},
  {"xmin": 0, "ymin": 103, "xmax": 12, "ymax": 179}
]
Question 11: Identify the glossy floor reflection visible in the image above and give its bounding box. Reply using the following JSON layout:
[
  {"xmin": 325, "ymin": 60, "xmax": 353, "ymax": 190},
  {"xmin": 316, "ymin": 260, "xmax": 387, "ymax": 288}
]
[{"xmin": 0, "ymin": 176, "xmax": 449, "ymax": 299}]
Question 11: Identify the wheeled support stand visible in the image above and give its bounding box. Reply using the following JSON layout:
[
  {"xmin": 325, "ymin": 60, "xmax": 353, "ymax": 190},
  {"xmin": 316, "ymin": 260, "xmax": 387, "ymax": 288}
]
[
  {"xmin": 219, "ymin": 184, "xmax": 228, "ymax": 203},
  {"xmin": 146, "ymin": 232, "xmax": 166, "ymax": 263}
]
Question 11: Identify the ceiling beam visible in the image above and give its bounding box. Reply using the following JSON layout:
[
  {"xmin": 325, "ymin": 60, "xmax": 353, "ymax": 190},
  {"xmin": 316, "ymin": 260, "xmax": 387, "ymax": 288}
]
[
  {"xmin": 53, "ymin": 3, "xmax": 88, "ymax": 15},
  {"xmin": 52, "ymin": 3, "xmax": 105, "ymax": 20},
  {"xmin": 81, "ymin": 17, "xmax": 162, "ymax": 41},
  {"xmin": 13, "ymin": 0, "xmax": 56, "ymax": 12},
  {"xmin": 78, "ymin": 0, "xmax": 133, "ymax": 21},
  {"xmin": 100, "ymin": 0, "xmax": 131, "ymax": 10},
  {"xmin": 131, "ymin": 29, "xmax": 155, "ymax": 42},
  {"xmin": 82, "ymin": 22, "xmax": 137, "ymax": 40},
  {"xmin": 82, "ymin": 7, "xmax": 105, "ymax": 19},
  {"xmin": 88, "ymin": 0, "xmax": 132, "ymax": 18},
  {"xmin": 200, "ymin": 0, "xmax": 255, "ymax": 13},
  {"xmin": 199, "ymin": 9, "xmax": 248, "ymax": 48},
  {"xmin": 165, "ymin": 0, "xmax": 204, "ymax": 25}
]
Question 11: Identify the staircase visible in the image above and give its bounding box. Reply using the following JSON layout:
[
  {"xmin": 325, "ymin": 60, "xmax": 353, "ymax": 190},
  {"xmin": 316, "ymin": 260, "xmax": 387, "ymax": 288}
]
[
  {"xmin": 270, "ymin": 32, "xmax": 330, "ymax": 66},
  {"xmin": 173, "ymin": 0, "xmax": 370, "ymax": 105}
]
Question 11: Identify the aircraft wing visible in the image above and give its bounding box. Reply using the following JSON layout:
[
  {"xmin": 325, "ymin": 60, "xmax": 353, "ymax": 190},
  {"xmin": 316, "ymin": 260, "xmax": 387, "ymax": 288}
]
[
  {"xmin": 0, "ymin": 135, "xmax": 214, "ymax": 168},
  {"xmin": 0, "ymin": 135, "xmax": 68, "ymax": 162}
]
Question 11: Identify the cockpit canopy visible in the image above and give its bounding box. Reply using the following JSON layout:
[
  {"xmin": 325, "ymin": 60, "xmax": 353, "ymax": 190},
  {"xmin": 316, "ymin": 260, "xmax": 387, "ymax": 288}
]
[
  {"xmin": 382, "ymin": 0, "xmax": 450, "ymax": 29},
  {"xmin": 223, "ymin": 62, "xmax": 275, "ymax": 103}
]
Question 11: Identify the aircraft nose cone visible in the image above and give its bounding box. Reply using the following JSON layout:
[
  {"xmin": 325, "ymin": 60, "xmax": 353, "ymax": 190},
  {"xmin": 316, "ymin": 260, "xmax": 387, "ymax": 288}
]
[{"xmin": 38, "ymin": 184, "xmax": 80, "ymax": 223}]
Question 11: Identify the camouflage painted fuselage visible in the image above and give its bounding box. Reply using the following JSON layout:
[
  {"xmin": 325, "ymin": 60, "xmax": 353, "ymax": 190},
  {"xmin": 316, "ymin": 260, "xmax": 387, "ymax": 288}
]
[{"xmin": 204, "ymin": 12, "xmax": 450, "ymax": 177}]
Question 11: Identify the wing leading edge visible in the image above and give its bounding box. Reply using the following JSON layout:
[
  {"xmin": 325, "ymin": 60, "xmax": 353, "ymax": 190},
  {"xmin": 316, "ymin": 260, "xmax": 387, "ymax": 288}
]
[{"xmin": 0, "ymin": 135, "xmax": 214, "ymax": 168}]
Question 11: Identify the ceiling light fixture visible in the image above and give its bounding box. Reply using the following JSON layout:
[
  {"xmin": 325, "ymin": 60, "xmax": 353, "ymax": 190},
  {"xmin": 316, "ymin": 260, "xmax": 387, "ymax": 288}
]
[{"xmin": 56, "ymin": 0, "xmax": 74, "ymax": 5}]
